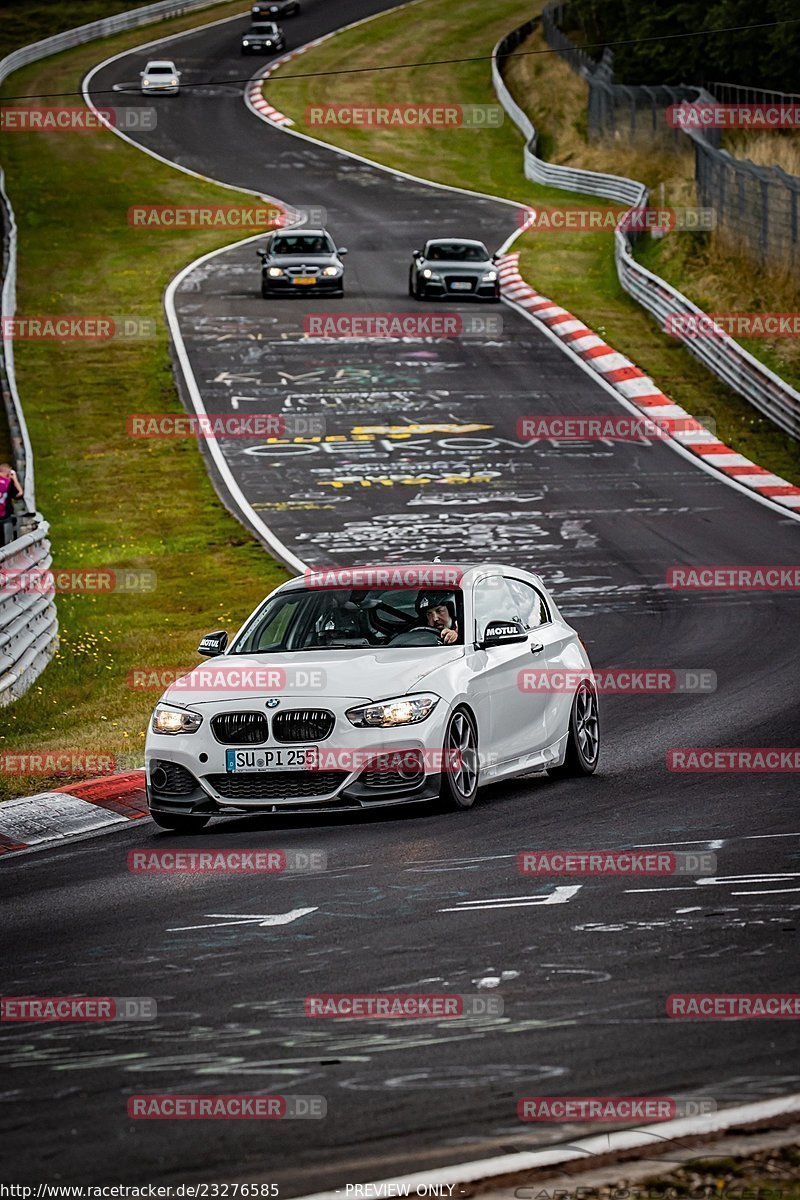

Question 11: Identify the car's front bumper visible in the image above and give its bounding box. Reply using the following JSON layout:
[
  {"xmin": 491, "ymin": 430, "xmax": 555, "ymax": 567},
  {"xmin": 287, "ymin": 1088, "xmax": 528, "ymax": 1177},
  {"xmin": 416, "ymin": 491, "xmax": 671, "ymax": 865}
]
[
  {"xmin": 261, "ymin": 275, "xmax": 343, "ymax": 293},
  {"xmin": 421, "ymin": 277, "xmax": 498, "ymax": 299},
  {"xmin": 145, "ymin": 703, "xmax": 449, "ymax": 818}
]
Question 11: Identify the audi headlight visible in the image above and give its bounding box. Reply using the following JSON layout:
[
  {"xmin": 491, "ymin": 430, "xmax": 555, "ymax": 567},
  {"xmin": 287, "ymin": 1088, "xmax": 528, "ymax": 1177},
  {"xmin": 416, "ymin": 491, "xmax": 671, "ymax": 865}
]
[
  {"xmin": 152, "ymin": 703, "xmax": 203, "ymax": 735},
  {"xmin": 481, "ymin": 270, "xmax": 498, "ymax": 282},
  {"xmin": 267, "ymin": 266, "xmax": 284, "ymax": 277},
  {"xmin": 422, "ymin": 268, "xmax": 433, "ymax": 278},
  {"xmin": 346, "ymin": 693, "xmax": 440, "ymax": 728},
  {"xmin": 321, "ymin": 266, "xmax": 339, "ymax": 276}
]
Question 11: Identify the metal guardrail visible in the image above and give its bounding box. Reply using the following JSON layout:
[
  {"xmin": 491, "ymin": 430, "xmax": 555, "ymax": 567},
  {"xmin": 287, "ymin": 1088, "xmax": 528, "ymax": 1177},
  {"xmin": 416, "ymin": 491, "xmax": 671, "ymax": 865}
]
[
  {"xmin": 492, "ymin": 18, "xmax": 800, "ymax": 443},
  {"xmin": 0, "ymin": 0, "xmax": 228, "ymax": 703},
  {"xmin": 0, "ymin": 518, "xmax": 57, "ymax": 704}
]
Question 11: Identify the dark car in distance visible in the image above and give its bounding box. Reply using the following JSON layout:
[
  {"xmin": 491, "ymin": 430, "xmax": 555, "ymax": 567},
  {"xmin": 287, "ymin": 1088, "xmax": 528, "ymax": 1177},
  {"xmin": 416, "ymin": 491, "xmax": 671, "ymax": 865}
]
[
  {"xmin": 409, "ymin": 238, "xmax": 500, "ymax": 301},
  {"xmin": 257, "ymin": 229, "xmax": 348, "ymax": 297},
  {"xmin": 251, "ymin": 0, "xmax": 300, "ymax": 18},
  {"xmin": 241, "ymin": 21, "xmax": 285, "ymax": 53}
]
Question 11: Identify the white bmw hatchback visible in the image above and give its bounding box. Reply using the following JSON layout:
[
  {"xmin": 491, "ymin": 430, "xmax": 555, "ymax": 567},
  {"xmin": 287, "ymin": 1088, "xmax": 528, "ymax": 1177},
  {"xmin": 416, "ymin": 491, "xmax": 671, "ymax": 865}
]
[{"xmin": 145, "ymin": 564, "xmax": 599, "ymax": 831}]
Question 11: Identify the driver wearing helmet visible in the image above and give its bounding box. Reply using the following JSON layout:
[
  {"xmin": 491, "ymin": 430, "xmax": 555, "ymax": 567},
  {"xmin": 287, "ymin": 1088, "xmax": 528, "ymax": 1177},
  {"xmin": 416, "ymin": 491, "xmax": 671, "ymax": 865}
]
[{"xmin": 415, "ymin": 590, "xmax": 459, "ymax": 645}]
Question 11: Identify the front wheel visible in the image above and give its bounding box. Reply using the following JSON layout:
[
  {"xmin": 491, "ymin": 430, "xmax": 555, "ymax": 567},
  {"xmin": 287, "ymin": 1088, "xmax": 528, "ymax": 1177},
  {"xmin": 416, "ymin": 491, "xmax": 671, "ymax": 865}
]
[
  {"xmin": 151, "ymin": 812, "xmax": 210, "ymax": 833},
  {"xmin": 438, "ymin": 708, "xmax": 479, "ymax": 810},
  {"xmin": 548, "ymin": 682, "xmax": 599, "ymax": 777}
]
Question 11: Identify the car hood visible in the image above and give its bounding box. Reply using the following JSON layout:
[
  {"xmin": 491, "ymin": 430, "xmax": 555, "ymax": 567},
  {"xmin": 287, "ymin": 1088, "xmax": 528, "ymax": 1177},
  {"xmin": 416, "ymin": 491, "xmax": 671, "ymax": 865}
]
[
  {"xmin": 423, "ymin": 260, "xmax": 491, "ymax": 273},
  {"xmin": 266, "ymin": 254, "xmax": 340, "ymax": 266},
  {"xmin": 162, "ymin": 647, "xmax": 463, "ymax": 706}
]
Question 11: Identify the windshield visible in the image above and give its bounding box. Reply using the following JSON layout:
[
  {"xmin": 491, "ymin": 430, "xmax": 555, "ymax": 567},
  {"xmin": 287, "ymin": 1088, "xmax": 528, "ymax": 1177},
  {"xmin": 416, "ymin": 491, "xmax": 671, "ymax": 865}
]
[
  {"xmin": 147, "ymin": 66, "xmax": 175, "ymax": 74},
  {"xmin": 426, "ymin": 242, "xmax": 489, "ymax": 262},
  {"xmin": 232, "ymin": 588, "xmax": 464, "ymax": 653},
  {"xmin": 271, "ymin": 235, "xmax": 334, "ymax": 256},
  {"xmin": 249, "ymin": 24, "xmax": 278, "ymax": 32}
]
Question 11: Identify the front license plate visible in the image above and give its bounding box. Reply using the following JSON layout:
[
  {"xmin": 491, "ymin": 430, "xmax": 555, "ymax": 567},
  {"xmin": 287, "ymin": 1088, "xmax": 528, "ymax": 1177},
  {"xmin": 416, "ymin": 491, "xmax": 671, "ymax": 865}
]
[
  {"xmin": 292, "ymin": 276, "xmax": 317, "ymax": 285},
  {"xmin": 449, "ymin": 280, "xmax": 472, "ymax": 290},
  {"xmin": 226, "ymin": 747, "xmax": 319, "ymax": 772}
]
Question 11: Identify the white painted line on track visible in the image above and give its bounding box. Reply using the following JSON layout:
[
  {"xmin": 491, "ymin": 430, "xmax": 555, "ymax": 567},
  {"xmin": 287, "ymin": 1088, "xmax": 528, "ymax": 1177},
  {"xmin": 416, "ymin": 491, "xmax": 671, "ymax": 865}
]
[{"xmin": 288, "ymin": 1094, "xmax": 800, "ymax": 1200}]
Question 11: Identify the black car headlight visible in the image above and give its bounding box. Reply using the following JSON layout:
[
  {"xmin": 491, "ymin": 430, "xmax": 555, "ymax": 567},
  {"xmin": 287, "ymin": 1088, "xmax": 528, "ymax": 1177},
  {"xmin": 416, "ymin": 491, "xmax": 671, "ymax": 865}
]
[{"xmin": 346, "ymin": 693, "xmax": 439, "ymax": 728}]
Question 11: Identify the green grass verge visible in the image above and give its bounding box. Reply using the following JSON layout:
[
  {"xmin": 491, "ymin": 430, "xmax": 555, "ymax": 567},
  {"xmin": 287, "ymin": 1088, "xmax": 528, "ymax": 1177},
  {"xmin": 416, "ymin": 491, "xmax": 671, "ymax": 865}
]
[
  {"xmin": 0, "ymin": 0, "xmax": 290, "ymax": 800},
  {"xmin": 265, "ymin": 0, "xmax": 800, "ymax": 486}
]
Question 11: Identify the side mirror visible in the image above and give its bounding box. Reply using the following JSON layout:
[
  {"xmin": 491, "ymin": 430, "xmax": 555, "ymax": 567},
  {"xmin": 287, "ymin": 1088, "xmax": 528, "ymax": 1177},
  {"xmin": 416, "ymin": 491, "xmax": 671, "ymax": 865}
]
[
  {"xmin": 479, "ymin": 619, "xmax": 527, "ymax": 649},
  {"xmin": 338, "ymin": 247, "xmax": 348, "ymax": 255},
  {"xmin": 491, "ymin": 253, "xmax": 499, "ymax": 262},
  {"xmin": 197, "ymin": 630, "xmax": 228, "ymax": 657},
  {"xmin": 256, "ymin": 248, "xmax": 267, "ymax": 258},
  {"xmin": 412, "ymin": 249, "xmax": 421, "ymax": 257}
]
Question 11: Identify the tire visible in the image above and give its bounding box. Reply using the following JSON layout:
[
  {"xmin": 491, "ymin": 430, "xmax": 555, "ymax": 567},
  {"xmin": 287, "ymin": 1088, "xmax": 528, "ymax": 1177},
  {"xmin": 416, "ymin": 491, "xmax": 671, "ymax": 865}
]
[
  {"xmin": 548, "ymin": 682, "xmax": 600, "ymax": 777},
  {"xmin": 413, "ymin": 279, "xmax": 426, "ymax": 301},
  {"xmin": 438, "ymin": 708, "xmax": 479, "ymax": 810},
  {"xmin": 151, "ymin": 812, "xmax": 210, "ymax": 832},
  {"xmin": 261, "ymin": 281, "xmax": 272, "ymax": 298},
  {"xmin": 408, "ymin": 271, "xmax": 415, "ymax": 297}
]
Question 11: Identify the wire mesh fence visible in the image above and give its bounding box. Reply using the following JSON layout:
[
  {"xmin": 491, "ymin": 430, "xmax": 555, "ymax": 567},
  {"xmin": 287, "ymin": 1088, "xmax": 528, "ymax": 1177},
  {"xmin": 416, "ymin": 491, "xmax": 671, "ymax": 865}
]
[{"xmin": 541, "ymin": 3, "xmax": 800, "ymax": 272}]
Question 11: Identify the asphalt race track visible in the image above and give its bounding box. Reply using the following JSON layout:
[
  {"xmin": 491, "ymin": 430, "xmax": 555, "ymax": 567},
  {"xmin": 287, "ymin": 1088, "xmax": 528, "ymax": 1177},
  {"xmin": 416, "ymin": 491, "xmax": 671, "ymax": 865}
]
[{"xmin": 2, "ymin": 0, "xmax": 799, "ymax": 1192}]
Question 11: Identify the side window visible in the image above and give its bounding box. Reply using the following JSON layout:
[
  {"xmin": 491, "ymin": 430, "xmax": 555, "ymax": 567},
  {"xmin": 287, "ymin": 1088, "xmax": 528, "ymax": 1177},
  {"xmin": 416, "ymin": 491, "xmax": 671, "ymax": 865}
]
[
  {"xmin": 473, "ymin": 576, "xmax": 520, "ymax": 641},
  {"xmin": 505, "ymin": 578, "xmax": 549, "ymax": 629}
]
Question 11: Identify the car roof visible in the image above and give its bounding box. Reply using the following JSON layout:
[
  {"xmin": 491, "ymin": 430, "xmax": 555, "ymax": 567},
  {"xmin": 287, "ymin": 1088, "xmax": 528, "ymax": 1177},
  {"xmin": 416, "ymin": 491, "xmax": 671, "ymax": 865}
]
[
  {"xmin": 145, "ymin": 60, "xmax": 177, "ymax": 68},
  {"xmin": 279, "ymin": 564, "xmax": 546, "ymax": 592},
  {"xmin": 271, "ymin": 228, "xmax": 329, "ymax": 236},
  {"xmin": 426, "ymin": 238, "xmax": 486, "ymax": 247}
]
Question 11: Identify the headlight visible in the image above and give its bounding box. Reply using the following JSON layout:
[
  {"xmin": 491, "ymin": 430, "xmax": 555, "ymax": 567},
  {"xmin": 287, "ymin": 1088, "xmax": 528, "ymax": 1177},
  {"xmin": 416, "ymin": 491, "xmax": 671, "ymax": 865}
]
[
  {"xmin": 243, "ymin": 39, "xmax": 250, "ymax": 45},
  {"xmin": 481, "ymin": 270, "xmax": 498, "ymax": 282},
  {"xmin": 346, "ymin": 693, "xmax": 440, "ymax": 728},
  {"xmin": 152, "ymin": 703, "xmax": 203, "ymax": 735},
  {"xmin": 267, "ymin": 266, "xmax": 284, "ymax": 277},
  {"xmin": 264, "ymin": 40, "xmax": 273, "ymax": 45},
  {"xmin": 422, "ymin": 268, "xmax": 432, "ymax": 278},
  {"xmin": 170, "ymin": 78, "xmax": 178, "ymax": 85},
  {"xmin": 321, "ymin": 266, "xmax": 339, "ymax": 276},
  {"xmin": 142, "ymin": 79, "xmax": 150, "ymax": 86}
]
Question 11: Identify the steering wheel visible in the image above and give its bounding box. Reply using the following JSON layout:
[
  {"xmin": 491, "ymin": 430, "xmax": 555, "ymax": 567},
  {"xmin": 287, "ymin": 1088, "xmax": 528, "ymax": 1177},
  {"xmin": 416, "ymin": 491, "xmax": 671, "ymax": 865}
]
[
  {"xmin": 386, "ymin": 625, "xmax": 443, "ymax": 646},
  {"xmin": 369, "ymin": 600, "xmax": 419, "ymax": 634}
]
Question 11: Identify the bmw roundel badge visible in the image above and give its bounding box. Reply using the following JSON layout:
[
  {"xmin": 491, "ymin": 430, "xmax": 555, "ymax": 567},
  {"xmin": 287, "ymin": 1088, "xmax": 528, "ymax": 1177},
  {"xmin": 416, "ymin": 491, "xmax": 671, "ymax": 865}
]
[{"xmin": 266, "ymin": 698, "xmax": 280, "ymax": 708}]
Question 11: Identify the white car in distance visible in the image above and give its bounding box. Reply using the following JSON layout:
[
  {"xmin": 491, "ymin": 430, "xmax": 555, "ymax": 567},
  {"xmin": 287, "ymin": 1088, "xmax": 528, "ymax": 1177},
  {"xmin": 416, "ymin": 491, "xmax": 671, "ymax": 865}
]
[{"xmin": 140, "ymin": 60, "xmax": 181, "ymax": 95}]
